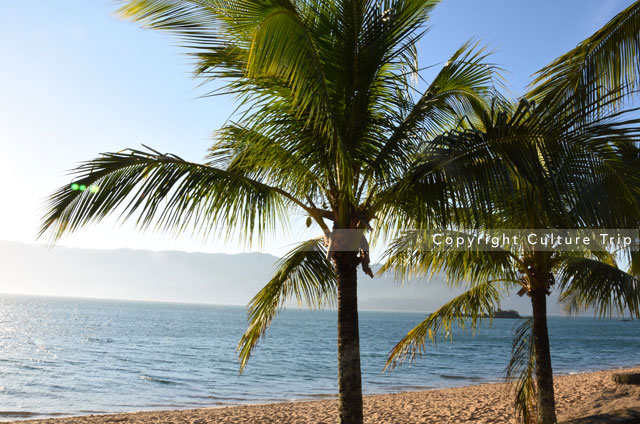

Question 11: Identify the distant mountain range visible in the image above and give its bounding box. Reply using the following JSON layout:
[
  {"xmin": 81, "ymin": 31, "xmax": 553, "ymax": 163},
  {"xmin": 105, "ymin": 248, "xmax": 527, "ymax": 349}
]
[{"xmin": 0, "ymin": 240, "xmax": 560, "ymax": 314}]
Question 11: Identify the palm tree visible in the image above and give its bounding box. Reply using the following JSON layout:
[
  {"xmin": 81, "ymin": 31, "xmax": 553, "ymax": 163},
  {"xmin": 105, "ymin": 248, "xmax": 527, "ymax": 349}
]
[
  {"xmin": 39, "ymin": 1, "xmax": 499, "ymax": 422},
  {"xmin": 383, "ymin": 172, "xmax": 640, "ymax": 423},
  {"xmin": 380, "ymin": 1, "xmax": 640, "ymax": 419},
  {"xmin": 382, "ymin": 99, "xmax": 640, "ymax": 423}
]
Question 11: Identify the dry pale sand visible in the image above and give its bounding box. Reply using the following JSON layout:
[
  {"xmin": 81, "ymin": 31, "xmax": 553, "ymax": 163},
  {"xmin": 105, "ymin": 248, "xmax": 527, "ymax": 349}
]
[{"xmin": 15, "ymin": 367, "xmax": 640, "ymax": 424}]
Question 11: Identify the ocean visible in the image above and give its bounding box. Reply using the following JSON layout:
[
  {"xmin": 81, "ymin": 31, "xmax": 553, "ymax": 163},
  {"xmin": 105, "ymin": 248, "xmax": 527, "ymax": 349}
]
[{"xmin": 0, "ymin": 294, "xmax": 638, "ymax": 420}]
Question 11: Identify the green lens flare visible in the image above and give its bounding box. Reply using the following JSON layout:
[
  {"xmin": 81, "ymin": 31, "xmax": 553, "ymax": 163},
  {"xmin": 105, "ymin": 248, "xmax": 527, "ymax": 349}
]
[
  {"xmin": 89, "ymin": 185, "xmax": 99, "ymax": 193},
  {"xmin": 70, "ymin": 183, "xmax": 79, "ymax": 191},
  {"xmin": 79, "ymin": 185, "xmax": 87, "ymax": 192}
]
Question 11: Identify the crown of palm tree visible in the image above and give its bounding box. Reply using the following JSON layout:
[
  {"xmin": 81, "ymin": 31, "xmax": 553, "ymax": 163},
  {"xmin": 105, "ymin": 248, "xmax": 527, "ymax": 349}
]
[{"xmin": 40, "ymin": 0, "xmax": 502, "ymax": 375}]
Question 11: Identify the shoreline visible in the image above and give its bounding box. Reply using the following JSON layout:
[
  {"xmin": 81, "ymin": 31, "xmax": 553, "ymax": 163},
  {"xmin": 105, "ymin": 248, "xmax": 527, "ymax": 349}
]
[{"xmin": 11, "ymin": 366, "xmax": 640, "ymax": 424}]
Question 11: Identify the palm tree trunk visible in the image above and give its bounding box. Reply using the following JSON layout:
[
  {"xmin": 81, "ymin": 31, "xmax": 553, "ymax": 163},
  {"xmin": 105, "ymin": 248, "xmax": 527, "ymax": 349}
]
[
  {"xmin": 530, "ymin": 289, "xmax": 557, "ymax": 424},
  {"xmin": 334, "ymin": 251, "xmax": 364, "ymax": 424}
]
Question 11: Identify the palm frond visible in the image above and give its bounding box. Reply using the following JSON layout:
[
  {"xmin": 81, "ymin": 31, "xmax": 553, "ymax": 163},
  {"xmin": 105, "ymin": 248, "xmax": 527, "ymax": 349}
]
[
  {"xmin": 364, "ymin": 40, "xmax": 497, "ymax": 186},
  {"xmin": 39, "ymin": 147, "xmax": 288, "ymax": 244},
  {"xmin": 528, "ymin": 1, "xmax": 640, "ymax": 114},
  {"xmin": 557, "ymin": 257, "xmax": 640, "ymax": 318},
  {"xmin": 379, "ymin": 229, "xmax": 522, "ymax": 286},
  {"xmin": 119, "ymin": 0, "xmax": 341, "ymax": 140},
  {"xmin": 385, "ymin": 93, "xmax": 640, "ymax": 231},
  {"xmin": 237, "ymin": 238, "xmax": 336, "ymax": 371},
  {"xmin": 385, "ymin": 280, "xmax": 502, "ymax": 370},
  {"xmin": 370, "ymin": 128, "xmax": 512, "ymax": 233},
  {"xmin": 117, "ymin": 0, "xmax": 218, "ymax": 35},
  {"xmin": 505, "ymin": 318, "xmax": 537, "ymax": 424},
  {"xmin": 208, "ymin": 123, "xmax": 327, "ymax": 200}
]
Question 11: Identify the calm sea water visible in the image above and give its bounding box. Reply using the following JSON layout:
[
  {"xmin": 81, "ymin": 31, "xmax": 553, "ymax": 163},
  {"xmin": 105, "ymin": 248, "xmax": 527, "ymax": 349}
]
[{"xmin": 0, "ymin": 295, "xmax": 638, "ymax": 420}]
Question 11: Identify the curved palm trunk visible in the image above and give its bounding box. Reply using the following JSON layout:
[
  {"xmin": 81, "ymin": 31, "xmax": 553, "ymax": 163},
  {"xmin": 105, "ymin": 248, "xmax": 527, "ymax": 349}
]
[
  {"xmin": 334, "ymin": 251, "xmax": 364, "ymax": 424},
  {"xmin": 531, "ymin": 290, "xmax": 557, "ymax": 424}
]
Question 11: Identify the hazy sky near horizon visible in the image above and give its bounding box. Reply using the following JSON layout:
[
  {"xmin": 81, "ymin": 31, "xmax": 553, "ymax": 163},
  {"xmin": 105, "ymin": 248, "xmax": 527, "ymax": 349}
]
[{"xmin": 0, "ymin": 0, "xmax": 634, "ymax": 258}]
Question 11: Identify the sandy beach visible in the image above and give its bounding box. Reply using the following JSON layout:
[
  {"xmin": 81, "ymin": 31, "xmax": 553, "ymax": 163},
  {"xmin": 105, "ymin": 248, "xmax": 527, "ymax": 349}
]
[{"xmin": 14, "ymin": 366, "xmax": 640, "ymax": 424}]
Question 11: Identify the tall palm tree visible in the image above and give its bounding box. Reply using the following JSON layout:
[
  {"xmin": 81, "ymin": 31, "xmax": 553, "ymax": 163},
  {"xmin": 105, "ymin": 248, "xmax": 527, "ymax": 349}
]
[
  {"xmin": 381, "ymin": 3, "xmax": 640, "ymax": 422},
  {"xmin": 383, "ymin": 151, "xmax": 640, "ymax": 423},
  {"xmin": 382, "ymin": 98, "xmax": 640, "ymax": 424},
  {"xmin": 39, "ymin": 1, "xmax": 499, "ymax": 422},
  {"xmin": 381, "ymin": 19, "xmax": 640, "ymax": 424}
]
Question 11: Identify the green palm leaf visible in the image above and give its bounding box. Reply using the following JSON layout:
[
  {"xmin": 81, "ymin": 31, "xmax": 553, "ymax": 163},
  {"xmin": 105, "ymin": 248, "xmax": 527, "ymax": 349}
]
[
  {"xmin": 238, "ymin": 238, "xmax": 336, "ymax": 371},
  {"xmin": 558, "ymin": 257, "xmax": 640, "ymax": 318},
  {"xmin": 528, "ymin": 1, "xmax": 640, "ymax": 114},
  {"xmin": 379, "ymin": 229, "xmax": 522, "ymax": 285},
  {"xmin": 385, "ymin": 280, "xmax": 502, "ymax": 370},
  {"xmin": 364, "ymin": 40, "xmax": 497, "ymax": 186},
  {"xmin": 40, "ymin": 147, "xmax": 288, "ymax": 244},
  {"xmin": 505, "ymin": 318, "xmax": 537, "ymax": 424}
]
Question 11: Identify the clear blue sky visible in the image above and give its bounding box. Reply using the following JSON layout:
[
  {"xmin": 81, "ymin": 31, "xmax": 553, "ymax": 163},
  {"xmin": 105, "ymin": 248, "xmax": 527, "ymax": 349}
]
[{"xmin": 0, "ymin": 0, "xmax": 634, "ymax": 256}]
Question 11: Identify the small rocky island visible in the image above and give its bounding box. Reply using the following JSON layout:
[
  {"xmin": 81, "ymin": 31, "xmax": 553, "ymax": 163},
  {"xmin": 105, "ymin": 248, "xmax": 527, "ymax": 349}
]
[
  {"xmin": 492, "ymin": 309, "xmax": 522, "ymax": 318},
  {"xmin": 466, "ymin": 309, "xmax": 523, "ymax": 319}
]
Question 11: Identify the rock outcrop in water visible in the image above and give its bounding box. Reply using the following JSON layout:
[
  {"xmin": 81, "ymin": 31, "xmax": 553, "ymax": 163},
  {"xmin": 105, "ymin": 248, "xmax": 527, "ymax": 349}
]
[
  {"xmin": 463, "ymin": 309, "xmax": 522, "ymax": 319},
  {"xmin": 492, "ymin": 309, "xmax": 522, "ymax": 319}
]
